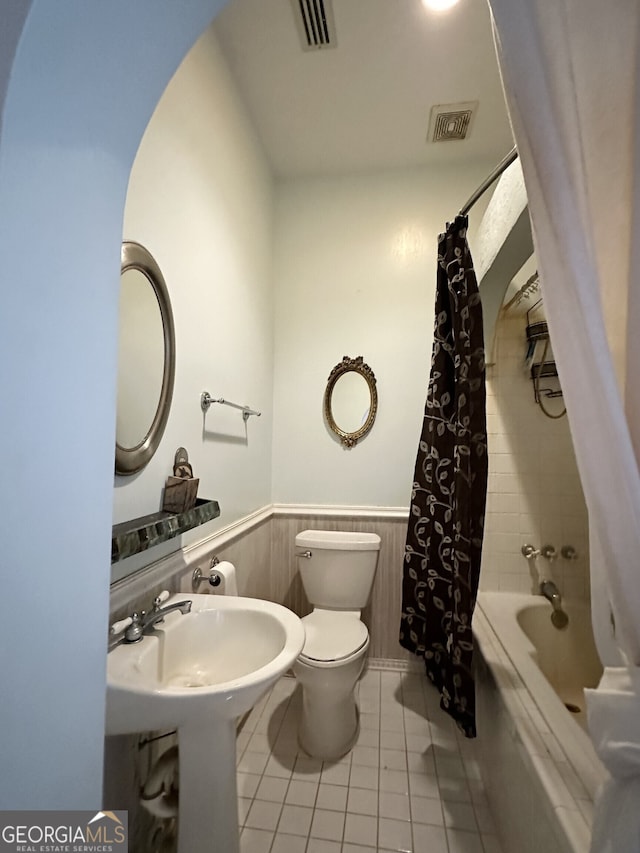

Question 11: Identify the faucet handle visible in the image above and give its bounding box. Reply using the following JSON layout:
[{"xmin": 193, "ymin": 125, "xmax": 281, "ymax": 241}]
[
  {"xmin": 561, "ymin": 545, "xmax": 578, "ymax": 560},
  {"xmin": 110, "ymin": 616, "xmax": 133, "ymax": 637},
  {"xmin": 541, "ymin": 545, "xmax": 557, "ymax": 561},
  {"xmin": 521, "ymin": 544, "xmax": 540, "ymax": 560},
  {"xmin": 153, "ymin": 590, "xmax": 170, "ymax": 611}
]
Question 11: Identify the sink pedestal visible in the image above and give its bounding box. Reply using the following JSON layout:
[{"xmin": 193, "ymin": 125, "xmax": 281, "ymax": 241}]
[{"xmin": 178, "ymin": 718, "xmax": 239, "ymax": 853}]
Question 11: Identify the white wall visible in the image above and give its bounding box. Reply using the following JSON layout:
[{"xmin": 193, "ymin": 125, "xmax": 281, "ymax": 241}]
[
  {"xmin": 113, "ymin": 25, "xmax": 274, "ymax": 571},
  {"xmin": 271, "ymin": 166, "xmax": 493, "ymax": 507},
  {"xmin": 0, "ymin": 0, "xmax": 226, "ymax": 810}
]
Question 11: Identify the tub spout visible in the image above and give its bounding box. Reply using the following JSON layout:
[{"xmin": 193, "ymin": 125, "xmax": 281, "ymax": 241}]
[
  {"xmin": 540, "ymin": 580, "xmax": 569, "ymax": 629},
  {"xmin": 540, "ymin": 579, "xmax": 561, "ymax": 609}
]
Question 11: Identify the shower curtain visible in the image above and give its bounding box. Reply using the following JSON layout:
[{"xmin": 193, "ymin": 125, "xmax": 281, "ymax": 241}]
[
  {"xmin": 400, "ymin": 215, "xmax": 488, "ymax": 738},
  {"xmin": 488, "ymin": 1, "xmax": 640, "ymax": 849}
]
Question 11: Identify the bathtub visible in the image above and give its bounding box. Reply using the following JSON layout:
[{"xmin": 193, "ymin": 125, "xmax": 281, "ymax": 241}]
[{"xmin": 473, "ymin": 592, "xmax": 609, "ymax": 853}]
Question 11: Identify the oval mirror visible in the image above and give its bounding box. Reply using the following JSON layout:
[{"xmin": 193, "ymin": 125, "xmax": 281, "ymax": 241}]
[
  {"xmin": 115, "ymin": 242, "xmax": 175, "ymax": 475},
  {"xmin": 324, "ymin": 356, "xmax": 378, "ymax": 448}
]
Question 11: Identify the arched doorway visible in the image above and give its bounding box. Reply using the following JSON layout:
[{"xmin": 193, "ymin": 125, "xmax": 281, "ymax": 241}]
[{"xmin": 0, "ymin": 0, "xmax": 226, "ymax": 808}]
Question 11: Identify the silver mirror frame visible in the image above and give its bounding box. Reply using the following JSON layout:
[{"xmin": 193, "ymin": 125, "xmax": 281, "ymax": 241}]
[
  {"xmin": 324, "ymin": 355, "xmax": 378, "ymax": 448},
  {"xmin": 115, "ymin": 241, "xmax": 176, "ymax": 475}
]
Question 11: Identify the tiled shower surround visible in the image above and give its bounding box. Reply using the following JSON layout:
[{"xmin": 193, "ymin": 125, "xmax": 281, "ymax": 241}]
[{"xmin": 481, "ymin": 314, "xmax": 590, "ymax": 599}]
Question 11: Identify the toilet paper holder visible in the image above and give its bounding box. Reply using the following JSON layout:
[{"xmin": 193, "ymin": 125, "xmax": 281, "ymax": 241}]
[{"xmin": 192, "ymin": 556, "xmax": 222, "ymax": 593}]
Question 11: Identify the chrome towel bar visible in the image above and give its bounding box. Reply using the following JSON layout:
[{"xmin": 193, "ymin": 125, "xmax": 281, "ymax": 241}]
[{"xmin": 201, "ymin": 391, "xmax": 261, "ymax": 421}]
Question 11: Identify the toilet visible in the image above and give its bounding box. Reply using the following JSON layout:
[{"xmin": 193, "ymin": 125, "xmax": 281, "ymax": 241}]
[{"xmin": 292, "ymin": 529, "xmax": 381, "ymax": 760}]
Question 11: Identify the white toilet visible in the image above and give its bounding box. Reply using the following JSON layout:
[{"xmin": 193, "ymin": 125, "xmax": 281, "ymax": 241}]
[{"xmin": 292, "ymin": 529, "xmax": 381, "ymax": 760}]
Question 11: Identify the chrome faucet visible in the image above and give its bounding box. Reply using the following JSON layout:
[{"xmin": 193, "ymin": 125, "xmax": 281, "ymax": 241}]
[
  {"xmin": 539, "ymin": 580, "xmax": 568, "ymax": 629},
  {"xmin": 540, "ymin": 579, "xmax": 561, "ymax": 608},
  {"xmin": 122, "ymin": 599, "xmax": 192, "ymax": 643}
]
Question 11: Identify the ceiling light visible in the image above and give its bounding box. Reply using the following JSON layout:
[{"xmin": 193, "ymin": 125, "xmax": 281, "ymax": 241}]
[{"xmin": 422, "ymin": 0, "xmax": 460, "ymax": 11}]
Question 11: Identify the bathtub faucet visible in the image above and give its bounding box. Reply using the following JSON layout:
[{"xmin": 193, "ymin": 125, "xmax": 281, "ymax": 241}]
[
  {"xmin": 540, "ymin": 579, "xmax": 561, "ymax": 609},
  {"xmin": 540, "ymin": 580, "xmax": 569, "ymax": 629}
]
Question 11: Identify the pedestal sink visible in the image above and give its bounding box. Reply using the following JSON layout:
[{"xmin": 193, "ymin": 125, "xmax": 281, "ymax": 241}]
[{"xmin": 106, "ymin": 593, "xmax": 305, "ymax": 853}]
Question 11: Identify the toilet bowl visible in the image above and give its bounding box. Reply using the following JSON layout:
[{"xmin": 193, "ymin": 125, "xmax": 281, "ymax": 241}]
[{"xmin": 293, "ymin": 530, "xmax": 380, "ymax": 760}]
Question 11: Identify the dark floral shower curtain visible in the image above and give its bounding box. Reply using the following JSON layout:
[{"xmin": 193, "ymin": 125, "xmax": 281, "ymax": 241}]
[{"xmin": 400, "ymin": 215, "xmax": 488, "ymax": 738}]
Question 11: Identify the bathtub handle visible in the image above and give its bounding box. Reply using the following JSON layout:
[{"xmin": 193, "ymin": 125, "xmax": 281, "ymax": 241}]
[{"xmin": 521, "ymin": 544, "xmax": 540, "ymax": 560}]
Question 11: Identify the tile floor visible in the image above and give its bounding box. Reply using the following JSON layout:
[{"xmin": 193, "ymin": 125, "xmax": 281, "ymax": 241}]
[{"xmin": 235, "ymin": 668, "xmax": 504, "ymax": 853}]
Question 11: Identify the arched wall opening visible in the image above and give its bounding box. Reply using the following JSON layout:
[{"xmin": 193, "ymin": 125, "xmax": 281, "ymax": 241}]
[{"xmin": 0, "ymin": 0, "xmax": 227, "ymax": 808}]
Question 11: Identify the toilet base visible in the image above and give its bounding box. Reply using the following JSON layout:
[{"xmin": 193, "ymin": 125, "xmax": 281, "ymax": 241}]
[
  {"xmin": 299, "ymin": 688, "xmax": 360, "ymax": 761},
  {"xmin": 293, "ymin": 651, "xmax": 366, "ymax": 761}
]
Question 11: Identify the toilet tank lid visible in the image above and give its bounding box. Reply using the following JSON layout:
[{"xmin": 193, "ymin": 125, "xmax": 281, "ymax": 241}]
[{"xmin": 295, "ymin": 530, "xmax": 381, "ymax": 551}]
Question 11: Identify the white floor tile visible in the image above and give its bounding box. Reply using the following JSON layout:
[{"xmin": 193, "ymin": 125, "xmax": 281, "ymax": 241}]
[
  {"xmin": 380, "ymin": 748, "xmax": 408, "ymax": 771},
  {"xmin": 310, "ymin": 808, "xmax": 346, "ymax": 842},
  {"xmin": 285, "ymin": 779, "xmax": 318, "ymax": 807},
  {"xmin": 238, "ymin": 750, "xmax": 270, "ymax": 775},
  {"xmin": 380, "ymin": 715, "xmax": 406, "ymax": 733},
  {"xmin": 307, "ymin": 839, "xmax": 341, "ymax": 853},
  {"xmin": 293, "ymin": 756, "xmax": 323, "ymax": 780},
  {"xmin": 379, "ymin": 769, "xmax": 409, "ymax": 795},
  {"xmin": 378, "ymin": 791, "xmax": 410, "ymax": 821},
  {"xmin": 343, "ymin": 812, "xmax": 378, "ymax": 847},
  {"xmin": 380, "ymin": 731, "xmax": 406, "ymax": 751},
  {"xmin": 238, "ymin": 797, "xmax": 252, "ymax": 825},
  {"xmin": 247, "ymin": 733, "xmax": 273, "ymax": 754},
  {"xmin": 349, "ymin": 764, "xmax": 379, "ymax": 791},
  {"xmin": 406, "ymin": 749, "xmax": 436, "ymax": 774},
  {"xmin": 235, "ymin": 675, "xmax": 506, "ymax": 853},
  {"xmin": 321, "ymin": 762, "xmax": 351, "ymax": 786},
  {"xmin": 237, "ymin": 772, "xmax": 261, "ymax": 799},
  {"xmin": 411, "ymin": 822, "xmax": 448, "ymax": 853},
  {"xmin": 350, "ymin": 745, "xmax": 379, "ymax": 767},
  {"xmin": 265, "ymin": 755, "xmax": 295, "ymax": 779},
  {"xmin": 271, "ymin": 832, "xmax": 308, "ymax": 853},
  {"xmin": 356, "ymin": 727, "xmax": 379, "ymax": 748},
  {"xmin": 407, "ymin": 772, "xmax": 439, "ymax": 799},
  {"xmin": 378, "ymin": 816, "xmax": 413, "ymax": 852},
  {"xmin": 240, "ymin": 827, "xmax": 274, "ymax": 853},
  {"xmin": 255, "ymin": 775, "xmax": 289, "ymax": 804},
  {"xmin": 410, "ymin": 794, "xmax": 444, "ymax": 827},
  {"xmin": 277, "ymin": 804, "xmax": 313, "ymax": 837},
  {"xmin": 316, "ymin": 783, "xmax": 349, "ymax": 812},
  {"xmin": 245, "ymin": 799, "xmax": 281, "ymax": 832},
  {"xmin": 347, "ymin": 786, "xmax": 378, "ymax": 816}
]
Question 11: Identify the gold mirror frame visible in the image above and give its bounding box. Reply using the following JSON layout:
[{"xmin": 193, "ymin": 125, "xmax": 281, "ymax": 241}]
[{"xmin": 324, "ymin": 356, "xmax": 378, "ymax": 448}]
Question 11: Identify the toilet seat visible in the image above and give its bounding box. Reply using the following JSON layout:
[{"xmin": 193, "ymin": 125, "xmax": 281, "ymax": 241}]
[{"xmin": 299, "ymin": 610, "xmax": 368, "ymax": 667}]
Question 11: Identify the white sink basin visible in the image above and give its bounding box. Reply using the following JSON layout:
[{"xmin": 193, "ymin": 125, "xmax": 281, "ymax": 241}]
[
  {"xmin": 105, "ymin": 593, "xmax": 304, "ymax": 853},
  {"xmin": 106, "ymin": 594, "xmax": 303, "ymax": 733}
]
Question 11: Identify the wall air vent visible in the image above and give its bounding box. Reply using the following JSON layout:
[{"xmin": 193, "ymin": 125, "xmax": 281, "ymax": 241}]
[
  {"xmin": 428, "ymin": 102, "xmax": 478, "ymax": 142},
  {"xmin": 291, "ymin": 0, "xmax": 337, "ymax": 51}
]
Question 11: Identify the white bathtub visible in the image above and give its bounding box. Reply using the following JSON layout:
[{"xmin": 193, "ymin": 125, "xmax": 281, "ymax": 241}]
[{"xmin": 474, "ymin": 592, "xmax": 609, "ymax": 853}]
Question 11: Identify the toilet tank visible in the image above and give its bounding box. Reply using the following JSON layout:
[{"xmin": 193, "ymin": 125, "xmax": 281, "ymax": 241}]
[{"xmin": 295, "ymin": 529, "xmax": 381, "ymax": 610}]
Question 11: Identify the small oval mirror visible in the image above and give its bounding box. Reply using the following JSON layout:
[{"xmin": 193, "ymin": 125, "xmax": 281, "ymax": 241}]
[
  {"xmin": 324, "ymin": 356, "xmax": 378, "ymax": 448},
  {"xmin": 115, "ymin": 242, "xmax": 175, "ymax": 475}
]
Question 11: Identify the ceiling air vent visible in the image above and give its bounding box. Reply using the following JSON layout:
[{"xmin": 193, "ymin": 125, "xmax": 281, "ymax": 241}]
[
  {"xmin": 428, "ymin": 102, "xmax": 478, "ymax": 142},
  {"xmin": 291, "ymin": 0, "xmax": 337, "ymax": 51}
]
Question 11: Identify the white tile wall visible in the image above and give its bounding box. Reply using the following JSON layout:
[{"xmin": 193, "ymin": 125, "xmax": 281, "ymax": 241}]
[{"xmin": 481, "ymin": 315, "xmax": 590, "ymax": 600}]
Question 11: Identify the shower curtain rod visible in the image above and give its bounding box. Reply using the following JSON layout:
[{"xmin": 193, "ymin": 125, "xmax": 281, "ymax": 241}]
[{"xmin": 459, "ymin": 146, "xmax": 519, "ymax": 216}]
